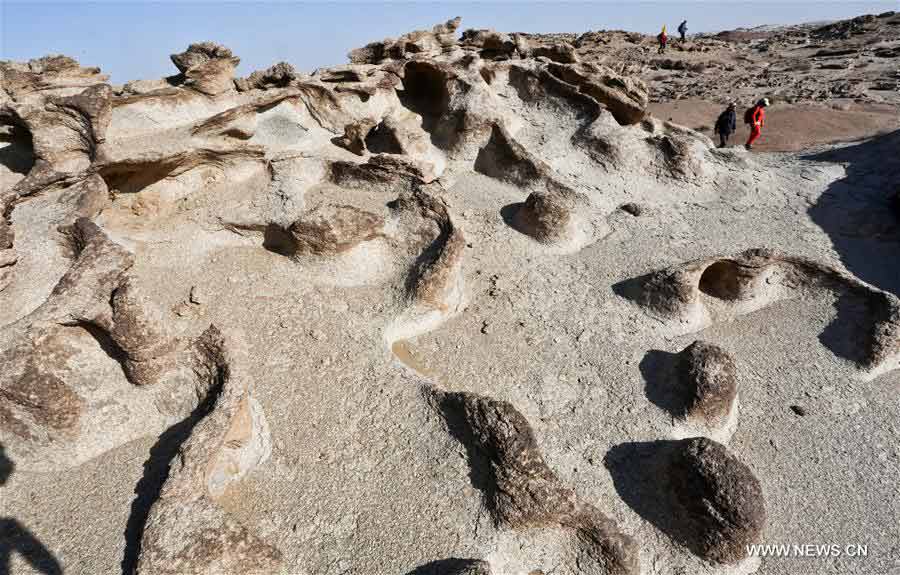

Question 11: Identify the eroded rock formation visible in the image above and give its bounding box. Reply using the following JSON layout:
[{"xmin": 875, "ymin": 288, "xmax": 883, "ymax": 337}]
[
  {"xmin": 668, "ymin": 437, "xmax": 767, "ymax": 564},
  {"xmin": 430, "ymin": 389, "xmax": 639, "ymax": 575},
  {"xmin": 676, "ymin": 340, "xmax": 738, "ymax": 426}
]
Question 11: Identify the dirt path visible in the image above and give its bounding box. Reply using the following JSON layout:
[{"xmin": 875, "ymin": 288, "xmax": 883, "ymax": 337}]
[{"xmin": 648, "ymin": 99, "xmax": 900, "ymax": 151}]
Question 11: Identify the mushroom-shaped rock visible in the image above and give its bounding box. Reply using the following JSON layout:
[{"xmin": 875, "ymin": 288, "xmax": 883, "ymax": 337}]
[
  {"xmin": 170, "ymin": 42, "xmax": 240, "ymax": 96},
  {"xmin": 267, "ymin": 204, "xmax": 384, "ymax": 257},
  {"xmin": 667, "ymin": 437, "xmax": 766, "ymax": 563},
  {"xmin": 235, "ymin": 61, "xmax": 298, "ymax": 91},
  {"xmin": 677, "ymin": 340, "xmax": 738, "ymax": 425}
]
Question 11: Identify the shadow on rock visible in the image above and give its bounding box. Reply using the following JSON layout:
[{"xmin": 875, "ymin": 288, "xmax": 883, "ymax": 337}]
[
  {"xmin": 499, "ymin": 202, "xmax": 525, "ymax": 236},
  {"xmin": 604, "ymin": 440, "xmax": 682, "ymax": 544},
  {"xmin": 120, "ymin": 381, "xmax": 222, "ymax": 575},
  {"xmin": 819, "ymin": 291, "xmax": 875, "ymax": 364},
  {"xmin": 639, "ymin": 349, "xmax": 686, "ymax": 417},
  {"xmin": 0, "ymin": 444, "xmax": 63, "ymax": 575},
  {"xmin": 805, "ymin": 130, "xmax": 900, "ymax": 296},
  {"xmin": 405, "ymin": 558, "xmax": 489, "ymax": 575}
]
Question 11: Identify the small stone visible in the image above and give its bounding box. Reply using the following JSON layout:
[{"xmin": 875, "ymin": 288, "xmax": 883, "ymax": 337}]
[
  {"xmin": 620, "ymin": 202, "xmax": 643, "ymax": 216},
  {"xmin": 790, "ymin": 405, "xmax": 807, "ymax": 416},
  {"xmin": 480, "ymin": 321, "xmax": 490, "ymax": 334},
  {"xmin": 189, "ymin": 285, "xmax": 203, "ymax": 305}
]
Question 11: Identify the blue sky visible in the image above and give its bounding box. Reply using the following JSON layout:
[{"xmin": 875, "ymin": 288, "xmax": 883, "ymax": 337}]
[{"xmin": 1, "ymin": 1, "xmax": 896, "ymax": 83}]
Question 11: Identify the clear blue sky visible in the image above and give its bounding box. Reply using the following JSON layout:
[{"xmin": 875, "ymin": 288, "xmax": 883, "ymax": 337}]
[{"xmin": 1, "ymin": 1, "xmax": 896, "ymax": 83}]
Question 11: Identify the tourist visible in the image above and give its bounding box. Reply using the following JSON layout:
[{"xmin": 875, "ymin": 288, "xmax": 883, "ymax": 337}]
[
  {"xmin": 678, "ymin": 20, "xmax": 688, "ymax": 42},
  {"xmin": 715, "ymin": 102, "xmax": 737, "ymax": 148},
  {"xmin": 745, "ymin": 98, "xmax": 770, "ymax": 150}
]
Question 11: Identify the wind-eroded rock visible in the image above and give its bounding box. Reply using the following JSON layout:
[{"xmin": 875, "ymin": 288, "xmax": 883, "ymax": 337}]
[
  {"xmin": 235, "ymin": 61, "xmax": 299, "ymax": 91},
  {"xmin": 668, "ymin": 437, "xmax": 766, "ymax": 564},
  {"xmin": 266, "ymin": 203, "xmax": 384, "ymax": 256},
  {"xmin": 628, "ymin": 248, "xmax": 900, "ymax": 378},
  {"xmin": 349, "ymin": 17, "xmax": 462, "ymax": 64},
  {"xmin": 136, "ymin": 326, "xmax": 280, "ymax": 575},
  {"xmin": 677, "ymin": 340, "xmax": 738, "ymax": 426},
  {"xmin": 170, "ymin": 42, "xmax": 240, "ymax": 96},
  {"xmin": 430, "ymin": 389, "xmax": 639, "ymax": 575}
]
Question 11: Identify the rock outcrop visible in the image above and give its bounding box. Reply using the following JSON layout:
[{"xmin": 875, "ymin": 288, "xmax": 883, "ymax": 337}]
[
  {"xmin": 627, "ymin": 248, "xmax": 900, "ymax": 378},
  {"xmin": 3, "ymin": 13, "xmax": 898, "ymax": 575},
  {"xmin": 170, "ymin": 42, "xmax": 240, "ymax": 95},
  {"xmin": 136, "ymin": 326, "xmax": 280, "ymax": 575}
]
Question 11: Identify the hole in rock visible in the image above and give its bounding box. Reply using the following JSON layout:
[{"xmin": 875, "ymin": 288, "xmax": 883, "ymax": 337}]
[
  {"xmin": 0, "ymin": 123, "xmax": 35, "ymax": 177},
  {"xmin": 364, "ymin": 122, "xmax": 403, "ymax": 154},
  {"xmin": 262, "ymin": 223, "xmax": 297, "ymax": 257},
  {"xmin": 99, "ymin": 162, "xmax": 179, "ymax": 196},
  {"xmin": 698, "ymin": 261, "xmax": 743, "ymax": 300},
  {"xmin": 398, "ymin": 61, "xmax": 450, "ymax": 119}
]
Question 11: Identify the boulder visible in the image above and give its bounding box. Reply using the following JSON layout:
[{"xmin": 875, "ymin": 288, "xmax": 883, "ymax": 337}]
[
  {"xmin": 667, "ymin": 437, "xmax": 766, "ymax": 563},
  {"xmin": 676, "ymin": 340, "xmax": 738, "ymax": 425},
  {"xmin": 234, "ymin": 61, "xmax": 298, "ymax": 91},
  {"xmin": 170, "ymin": 42, "xmax": 240, "ymax": 95}
]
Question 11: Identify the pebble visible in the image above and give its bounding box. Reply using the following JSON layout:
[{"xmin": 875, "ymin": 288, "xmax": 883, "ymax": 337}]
[{"xmin": 790, "ymin": 405, "xmax": 807, "ymax": 416}]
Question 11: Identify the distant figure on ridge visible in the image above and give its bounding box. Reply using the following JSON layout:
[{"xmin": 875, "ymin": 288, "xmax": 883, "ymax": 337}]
[
  {"xmin": 678, "ymin": 20, "xmax": 688, "ymax": 42},
  {"xmin": 658, "ymin": 25, "xmax": 668, "ymax": 54},
  {"xmin": 744, "ymin": 98, "xmax": 769, "ymax": 150},
  {"xmin": 714, "ymin": 102, "xmax": 737, "ymax": 148}
]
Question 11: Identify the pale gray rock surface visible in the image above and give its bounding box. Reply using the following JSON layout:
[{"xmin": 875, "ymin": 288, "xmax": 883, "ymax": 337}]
[{"xmin": 1, "ymin": 13, "xmax": 898, "ymax": 575}]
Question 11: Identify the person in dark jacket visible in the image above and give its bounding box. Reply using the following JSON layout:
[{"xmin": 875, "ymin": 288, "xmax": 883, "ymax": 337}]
[
  {"xmin": 714, "ymin": 102, "xmax": 737, "ymax": 148},
  {"xmin": 678, "ymin": 20, "xmax": 688, "ymax": 42}
]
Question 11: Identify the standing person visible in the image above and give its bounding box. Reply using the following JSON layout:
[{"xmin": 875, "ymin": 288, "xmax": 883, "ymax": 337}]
[
  {"xmin": 678, "ymin": 20, "xmax": 688, "ymax": 42},
  {"xmin": 744, "ymin": 98, "xmax": 769, "ymax": 150},
  {"xmin": 658, "ymin": 25, "xmax": 668, "ymax": 54},
  {"xmin": 714, "ymin": 102, "xmax": 737, "ymax": 148}
]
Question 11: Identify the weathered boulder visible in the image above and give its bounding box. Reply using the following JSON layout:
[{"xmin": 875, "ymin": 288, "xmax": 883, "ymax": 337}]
[
  {"xmin": 170, "ymin": 42, "xmax": 240, "ymax": 96},
  {"xmin": 667, "ymin": 437, "xmax": 766, "ymax": 563},
  {"xmin": 234, "ymin": 61, "xmax": 298, "ymax": 91},
  {"xmin": 266, "ymin": 203, "xmax": 384, "ymax": 256},
  {"xmin": 676, "ymin": 340, "xmax": 738, "ymax": 425},
  {"xmin": 0, "ymin": 55, "xmax": 108, "ymax": 102},
  {"xmin": 460, "ymin": 29, "xmax": 517, "ymax": 59},
  {"xmin": 513, "ymin": 183, "xmax": 583, "ymax": 244},
  {"xmin": 348, "ymin": 17, "xmax": 462, "ymax": 64},
  {"xmin": 532, "ymin": 42, "xmax": 579, "ymax": 63},
  {"xmin": 431, "ymin": 389, "xmax": 639, "ymax": 574}
]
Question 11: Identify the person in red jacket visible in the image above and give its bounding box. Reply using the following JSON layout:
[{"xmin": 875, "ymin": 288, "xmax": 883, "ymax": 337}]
[{"xmin": 745, "ymin": 98, "xmax": 769, "ymax": 150}]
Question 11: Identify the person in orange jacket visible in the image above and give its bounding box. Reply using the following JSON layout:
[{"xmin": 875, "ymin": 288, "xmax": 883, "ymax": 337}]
[{"xmin": 745, "ymin": 98, "xmax": 769, "ymax": 150}]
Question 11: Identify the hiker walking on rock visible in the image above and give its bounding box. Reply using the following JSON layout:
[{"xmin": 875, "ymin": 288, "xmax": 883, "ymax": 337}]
[
  {"xmin": 744, "ymin": 98, "xmax": 769, "ymax": 150},
  {"xmin": 714, "ymin": 102, "xmax": 737, "ymax": 148},
  {"xmin": 658, "ymin": 25, "xmax": 668, "ymax": 54},
  {"xmin": 678, "ymin": 20, "xmax": 688, "ymax": 42}
]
